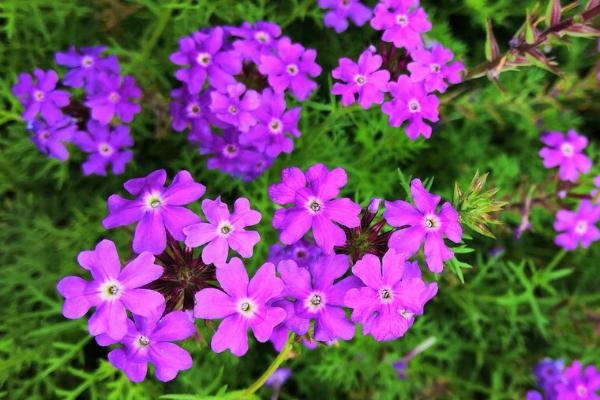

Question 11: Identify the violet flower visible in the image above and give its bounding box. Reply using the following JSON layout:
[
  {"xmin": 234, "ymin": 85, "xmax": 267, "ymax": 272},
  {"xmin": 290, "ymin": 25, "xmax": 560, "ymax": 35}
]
[
  {"xmin": 267, "ymin": 239, "xmax": 322, "ymax": 269},
  {"xmin": 318, "ymin": 0, "xmax": 372, "ymax": 33},
  {"xmin": 370, "ymin": 0, "xmax": 431, "ymax": 50},
  {"xmin": 74, "ymin": 121, "xmax": 133, "ymax": 176},
  {"xmin": 539, "ymin": 130, "xmax": 592, "ymax": 182},
  {"xmin": 407, "ymin": 44, "xmax": 464, "ymax": 93},
  {"xmin": 28, "ymin": 118, "xmax": 77, "ymax": 161},
  {"xmin": 209, "ymin": 83, "xmax": 260, "ymax": 132},
  {"xmin": 230, "ymin": 21, "xmax": 282, "ymax": 64},
  {"xmin": 554, "ymin": 200, "xmax": 600, "ymax": 250},
  {"xmin": 85, "ymin": 74, "xmax": 141, "ymax": 125},
  {"xmin": 169, "ymin": 87, "xmax": 213, "ymax": 134},
  {"xmin": 12, "ymin": 69, "xmax": 70, "ymax": 124},
  {"xmin": 55, "ymin": 45, "xmax": 120, "ymax": 89},
  {"xmin": 555, "ymin": 361, "xmax": 600, "ymax": 399}
]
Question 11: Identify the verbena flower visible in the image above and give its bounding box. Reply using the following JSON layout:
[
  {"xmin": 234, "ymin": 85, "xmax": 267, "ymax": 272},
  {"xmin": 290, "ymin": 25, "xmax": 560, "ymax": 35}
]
[
  {"xmin": 332, "ymin": 48, "xmax": 390, "ymax": 109},
  {"xmin": 318, "ymin": 0, "xmax": 372, "ymax": 33},
  {"xmin": 56, "ymin": 239, "xmax": 164, "ymax": 340},
  {"xmin": 382, "ymin": 75, "xmax": 439, "ymax": 139},
  {"xmin": 12, "ymin": 69, "xmax": 70, "ymax": 124},
  {"xmin": 183, "ymin": 197, "xmax": 261, "ymax": 266},
  {"xmin": 194, "ymin": 258, "xmax": 286, "ymax": 356},
  {"xmin": 370, "ymin": 0, "xmax": 431, "ymax": 50},
  {"xmin": 533, "ymin": 358, "xmax": 565, "ymax": 399},
  {"xmin": 85, "ymin": 73, "xmax": 141, "ymax": 125},
  {"xmin": 209, "ymin": 83, "xmax": 260, "ymax": 132},
  {"xmin": 230, "ymin": 21, "xmax": 282, "ymax": 64},
  {"xmin": 407, "ymin": 44, "xmax": 464, "ymax": 93},
  {"xmin": 384, "ymin": 178, "xmax": 462, "ymax": 273},
  {"xmin": 267, "ymin": 239, "xmax": 322, "ymax": 269},
  {"xmin": 269, "ymin": 164, "xmax": 361, "ymax": 254},
  {"xmin": 74, "ymin": 121, "xmax": 133, "ymax": 176},
  {"xmin": 169, "ymin": 87, "xmax": 212, "ymax": 134},
  {"xmin": 555, "ymin": 361, "xmax": 600, "ymax": 399},
  {"xmin": 539, "ymin": 130, "xmax": 592, "ymax": 182},
  {"xmin": 55, "ymin": 45, "xmax": 120, "ymax": 90},
  {"xmin": 259, "ymin": 37, "xmax": 322, "ymax": 100},
  {"xmin": 344, "ymin": 251, "xmax": 437, "ymax": 341},
  {"xmin": 102, "ymin": 170, "xmax": 206, "ymax": 255},
  {"xmin": 28, "ymin": 117, "xmax": 77, "ymax": 161},
  {"xmin": 554, "ymin": 200, "xmax": 600, "ymax": 250}
]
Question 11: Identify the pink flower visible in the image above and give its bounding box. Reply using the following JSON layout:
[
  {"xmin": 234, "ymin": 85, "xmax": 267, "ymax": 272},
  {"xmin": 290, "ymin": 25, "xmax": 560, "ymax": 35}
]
[
  {"xmin": 539, "ymin": 130, "xmax": 592, "ymax": 182},
  {"xmin": 370, "ymin": 0, "xmax": 431, "ymax": 50},
  {"xmin": 407, "ymin": 44, "xmax": 464, "ymax": 93},
  {"xmin": 554, "ymin": 200, "xmax": 600, "ymax": 250}
]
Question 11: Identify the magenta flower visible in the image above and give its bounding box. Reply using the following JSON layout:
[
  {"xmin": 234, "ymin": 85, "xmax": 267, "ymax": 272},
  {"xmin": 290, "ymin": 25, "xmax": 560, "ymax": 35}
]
[
  {"xmin": 85, "ymin": 74, "xmax": 141, "ymax": 125},
  {"xmin": 169, "ymin": 88, "xmax": 213, "ymax": 134},
  {"xmin": 12, "ymin": 69, "xmax": 70, "ymax": 124},
  {"xmin": 194, "ymin": 258, "xmax": 286, "ymax": 356},
  {"xmin": 106, "ymin": 306, "xmax": 195, "ymax": 382},
  {"xmin": 209, "ymin": 83, "xmax": 260, "ymax": 132},
  {"xmin": 556, "ymin": 361, "xmax": 600, "ymax": 399},
  {"xmin": 370, "ymin": 0, "xmax": 431, "ymax": 50},
  {"xmin": 55, "ymin": 45, "xmax": 120, "ymax": 89},
  {"xmin": 382, "ymin": 75, "xmax": 439, "ymax": 140},
  {"xmin": 318, "ymin": 0, "xmax": 372, "ymax": 33},
  {"xmin": 183, "ymin": 197, "xmax": 261, "ymax": 266},
  {"xmin": 539, "ymin": 130, "xmax": 592, "ymax": 182},
  {"xmin": 56, "ymin": 239, "xmax": 164, "ymax": 340},
  {"xmin": 259, "ymin": 37, "xmax": 322, "ymax": 100},
  {"xmin": 278, "ymin": 254, "xmax": 359, "ymax": 342},
  {"xmin": 332, "ymin": 48, "xmax": 390, "ymax": 109},
  {"xmin": 268, "ymin": 164, "xmax": 361, "ymax": 254},
  {"xmin": 29, "ymin": 118, "xmax": 77, "ymax": 161},
  {"xmin": 554, "ymin": 200, "xmax": 600, "ymax": 250},
  {"xmin": 384, "ymin": 178, "xmax": 462, "ymax": 273},
  {"xmin": 230, "ymin": 21, "xmax": 282, "ymax": 64},
  {"xmin": 344, "ymin": 251, "xmax": 437, "ymax": 341},
  {"xmin": 407, "ymin": 44, "xmax": 464, "ymax": 93},
  {"xmin": 102, "ymin": 169, "xmax": 206, "ymax": 255},
  {"xmin": 239, "ymin": 88, "xmax": 301, "ymax": 157},
  {"xmin": 74, "ymin": 121, "xmax": 133, "ymax": 176}
]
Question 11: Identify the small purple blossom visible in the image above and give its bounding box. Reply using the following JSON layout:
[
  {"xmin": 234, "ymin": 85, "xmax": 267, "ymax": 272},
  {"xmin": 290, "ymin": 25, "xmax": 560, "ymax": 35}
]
[
  {"xmin": 12, "ymin": 69, "xmax": 70, "ymax": 124},
  {"xmin": 407, "ymin": 44, "xmax": 464, "ymax": 93},
  {"xmin": 370, "ymin": 0, "xmax": 432, "ymax": 50},
  {"xmin": 554, "ymin": 200, "xmax": 600, "ymax": 250},
  {"xmin": 318, "ymin": 0, "xmax": 373, "ymax": 33},
  {"xmin": 384, "ymin": 178, "xmax": 462, "ymax": 273},
  {"xmin": 209, "ymin": 83, "xmax": 260, "ymax": 132},
  {"xmin": 28, "ymin": 118, "xmax": 77, "ymax": 161},
  {"xmin": 539, "ymin": 130, "xmax": 592, "ymax": 182},
  {"xmin": 102, "ymin": 169, "xmax": 206, "ymax": 255},
  {"xmin": 56, "ymin": 239, "xmax": 164, "ymax": 340},
  {"xmin": 332, "ymin": 48, "xmax": 390, "ymax": 109},
  {"xmin": 229, "ymin": 21, "xmax": 282, "ymax": 64},
  {"xmin": 74, "ymin": 121, "xmax": 133, "ymax": 176},
  {"xmin": 85, "ymin": 74, "xmax": 141, "ymax": 125},
  {"xmin": 533, "ymin": 358, "xmax": 565, "ymax": 399},
  {"xmin": 267, "ymin": 239, "xmax": 322, "ymax": 269},
  {"xmin": 265, "ymin": 367, "xmax": 292, "ymax": 388},
  {"xmin": 169, "ymin": 88, "xmax": 213, "ymax": 134},
  {"xmin": 194, "ymin": 258, "xmax": 286, "ymax": 356},
  {"xmin": 55, "ymin": 46, "xmax": 120, "ymax": 89},
  {"xmin": 556, "ymin": 361, "xmax": 600, "ymax": 399}
]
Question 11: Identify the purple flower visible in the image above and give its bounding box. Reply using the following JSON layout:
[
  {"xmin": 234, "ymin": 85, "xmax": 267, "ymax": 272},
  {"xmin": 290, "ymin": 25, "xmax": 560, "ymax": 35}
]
[
  {"xmin": 169, "ymin": 27, "xmax": 242, "ymax": 93},
  {"xmin": 229, "ymin": 21, "xmax": 282, "ymax": 64},
  {"xmin": 407, "ymin": 44, "xmax": 464, "ymax": 93},
  {"xmin": 539, "ymin": 130, "xmax": 592, "ymax": 182},
  {"xmin": 29, "ymin": 117, "xmax": 77, "ymax": 161},
  {"xmin": 74, "ymin": 121, "xmax": 133, "ymax": 176},
  {"xmin": 370, "ymin": 0, "xmax": 431, "ymax": 50},
  {"xmin": 382, "ymin": 75, "xmax": 439, "ymax": 139},
  {"xmin": 267, "ymin": 239, "xmax": 322, "ymax": 269},
  {"xmin": 56, "ymin": 239, "xmax": 164, "ymax": 340},
  {"xmin": 169, "ymin": 87, "xmax": 213, "ymax": 134},
  {"xmin": 106, "ymin": 306, "xmax": 195, "ymax": 382},
  {"xmin": 554, "ymin": 200, "xmax": 600, "ymax": 250},
  {"xmin": 344, "ymin": 251, "xmax": 437, "ymax": 341},
  {"xmin": 384, "ymin": 178, "xmax": 462, "ymax": 273},
  {"xmin": 268, "ymin": 164, "xmax": 361, "ymax": 254},
  {"xmin": 332, "ymin": 48, "xmax": 390, "ymax": 109},
  {"xmin": 183, "ymin": 197, "xmax": 261, "ymax": 266},
  {"xmin": 209, "ymin": 83, "xmax": 260, "ymax": 132},
  {"xmin": 102, "ymin": 169, "xmax": 206, "ymax": 255},
  {"xmin": 533, "ymin": 358, "xmax": 565, "ymax": 398},
  {"xmin": 265, "ymin": 367, "xmax": 292, "ymax": 388},
  {"xmin": 556, "ymin": 360, "xmax": 600, "ymax": 400},
  {"xmin": 318, "ymin": 0, "xmax": 372, "ymax": 33},
  {"xmin": 85, "ymin": 74, "xmax": 141, "ymax": 125},
  {"xmin": 239, "ymin": 88, "xmax": 301, "ymax": 157},
  {"xmin": 525, "ymin": 391, "xmax": 544, "ymax": 400},
  {"xmin": 194, "ymin": 258, "xmax": 286, "ymax": 356},
  {"xmin": 12, "ymin": 69, "xmax": 70, "ymax": 124},
  {"xmin": 55, "ymin": 46, "xmax": 120, "ymax": 89},
  {"xmin": 278, "ymin": 254, "xmax": 359, "ymax": 342},
  {"xmin": 259, "ymin": 37, "xmax": 322, "ymax": 100},
  {"xmin": 268, "ymin": 295, "xmax": 311, "ymax": 351}
]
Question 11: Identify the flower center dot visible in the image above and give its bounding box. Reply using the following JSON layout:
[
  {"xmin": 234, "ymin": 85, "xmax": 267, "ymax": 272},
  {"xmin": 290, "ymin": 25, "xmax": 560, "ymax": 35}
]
[
  {"xmin": 310, "ymin": 294, "xmax": 322, "ymax": 306},
  {"xmin": 147, "ymin": 195, "xmax": 162, "ymax": 209},
  {"xmin": 218, "ymin": 221, "xmax": 234, "ymax": 236},
  {"xmin": 354, "ymin": 74, "xmax": 367, "ymax": 86},
  {"xmin": 255, "ymin": 31, "xmax": 269, "ymax": 43},
  {"xmin": 223, "ymin": 144, "xmax": 239, "ymax": 157},
  {"xmin": 308, "ymin": 200, "xmax": 322, "ymax": 213},
  {"xmin": 424, "ymin": 214, "xmax": 441, "ymax": 230},
  {"xmin": 576, "ymin": 385, "xmax": 588, "ymax": 397},
  {"xmin": 561, "ymin": 143, "xmax": 574, "ymax": 157},
  {"xmin": 269, "ymin": 118, "xmax": 282, "ymax": 134},
  {"xmin": 197, "ymin": 52, "xmax": 212, "ymax": 66},
  {"xmin": 575, "ymin": 220, "xmax": 588, "ymax": 235},
  {"xmin": 187, "ymin": 103, "xmax": 201, "ymax": 116},
  {"xmin": 396, "ymin": 14, "xmax": 409, "ymax": 26},
  {"xmin": 296, "ymin": 250, "xmax": 306, "ymax": 259},
  {"xmin": 408, "ymin": 100, "xmax": 421, "ymax": 113},
  {"xmin": 98, "ymin": 142, "xmax": 114, "ymax": 157},
  {"xmin": 33, "ymin": 90, "xmax": 45, "ymax": 101},
  {"xmin": 430, "ymin": 64, "xmax": 441, "ymax": 73},
  {"xmin": 228, "ymin": 105, "xmax": 238, "ymax": 114},
  {"xmin": 109, "ymin": 92, "xmax": 120, "ymax": 103},
  {"xmin": 136, "ymin": 335, "xmax": 150, "ymax": 347},
  {"xmin": 381, "ymin": 289, "xmax": 391, "ymax": 299},
  {"xmin": 40, "ymin": 131, "xmax": 50, "ymax": 140},
  {"xmin": 81, "ymin": 56, "xmax": 94, "ymax": 68},
  {"xmin": 286, "ymin": 64, "xmax": 299, "ymax": 76}
]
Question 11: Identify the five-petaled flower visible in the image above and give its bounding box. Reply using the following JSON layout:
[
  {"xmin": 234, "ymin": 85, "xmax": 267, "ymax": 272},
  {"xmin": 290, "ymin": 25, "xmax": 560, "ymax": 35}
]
[
  {"xmin": 74, "ymin": 120, "xmax": 133, "ymax": 176},
  {"xmin": 12, "ymin": 69, "xmax": 70, "ymax": 124},
  {"xmin": 407, "ymin": 44, "xmax": 464, "ymax": 93},
  {"xmin": 370, "ymin": 0, "xmax": 432, "ymax": 50},
  {"xmin": 539, "ymin": 130, "xmax": 592, "ymax": 182},
  {"xmin": 85, "ymin": 73, "xmax": 141, "ymax": 125},
  {"xmin": 554, "ymin": 200, "xmax": 600, "ymax": 251}
]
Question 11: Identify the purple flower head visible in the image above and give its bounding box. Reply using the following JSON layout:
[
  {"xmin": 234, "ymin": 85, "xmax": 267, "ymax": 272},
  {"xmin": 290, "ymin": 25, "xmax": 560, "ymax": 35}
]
[
  {"xmin": 74, "ymin": 121, "xmax": 133, "ymax": 176},
  {"xmin": 556, "ymin": 360, "xmax": 600, "ymax": 400},
  {"xmin": 269, "ymin": 164, "xmax": 362, "ymax": 254},
  {"xmin": 332, "ymin": 48, "xmax": 390, "ymax": 109},
  {"xmin": 55, "ymin": 46, "xmax": 120, "ymax": 89},
  {"xmin": 407, "ymin": 44, "xmax": 464, "ymax": 93},
  {"xmin": 56, "ymin": 239, "xmax": 165, "ymax": 340},
  {"xmin": 12, "ymin": 69, "xmax": 70, "ymax": 124},
  {"xmin": 194, "ymin": 258, "xmax": 287, "ymax": 356},
  {"xmin": 259, "ymin": 37, "xmax": 322, "ymax": 100},
  {"xmin": 526, "ymin": 391, "xmax": 544, "ymax": 400},
  {"xmin": 183, "ymin": 197, "xmax": 261, "ymax": 266},
  {"xmin": 318, "ymin": 0, "xmax": 373, "ymax": 33},
  {"xmin": 85, "ymin": 74, "xmax": 141, "ymax": 125},
  {"xmin": 278, "ymin": 255, "xmax": 359, "ymax": 342},
  {"xmin": 370, "ymin": 0, "xmax": 432, "ymax": 50},
  {"xmin": 539, "ymin": 130, "xmax": 592, "ymax": 182},
  {"xmin": 239, "ymin": 88, "xmax": 301, "ymax": 157},
  {"xmin": 170, "ymin": 27, "xmax": 242, "ymax": 93},
  {"xmin": 210, "ymin": 83, "xmax": 260, "ymax": 132},
  {"xmin": 384, "ymin": 178, "xmax": 462, "ymax": 273},
  {"xmin": 382, "ymin": 75, "xmax": 440, "ymax": 140},
  {"xmin": 106, "ymin": 305, "xmax": 195, "ymax": 382},
  {"xmin": 102, "ymin": 169, "xmax": 206, "ymax": 255},
  {"xmin": 230, "ymin": 21, "xmax": 282, "ymax": 64},
  {"xmin": 169, "ymin": 87, "xmax": 213, "ymax": 134},
  {"xmin": 267, "ymin": 239, "xmax": 322, "ymax": 269},
  {"xmin": 554, "ymin": 200, "xmax": 600, "ymax": 250},
  {"xmin": 265, "ymin": 367, "xmax": 292, "ymax": 388},
  {"xmin": 533, "ymin": 358, "xmax": 565, "ymax": 398},
  {"xmin": 344, "ymin": 251, "xmax": 437, "ymax": 341},
  {"xmin": 29, "ymin": 117, "xmax": 77, "ymax": 161}
]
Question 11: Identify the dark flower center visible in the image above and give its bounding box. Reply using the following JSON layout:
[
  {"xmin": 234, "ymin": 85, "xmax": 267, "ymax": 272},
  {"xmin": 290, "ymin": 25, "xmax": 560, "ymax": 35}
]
[
  {"xmin": 295, "ymin": 250, "xmax": 306, "ymax": 259},
  {"xmin": 148, "ymin": 195, "xmax": 162, "ymax": 209},
  {"xmin": 197, "ymin": 52, "xmax": 212, "ymax": 66},
  {"xmin": 98, "ymin": 143, "xmax": 113, "ymax": 156},
  {"xmin": 269, "ymin": 118, "xmax": 282, "ymax": 133},
  {"xmin": 309, "ymin": 200, "xmax": 321, "ymax": 212},
  {"xmin": 219, "ymin": 222, "xmax": 233, "ymax": 236},
  {"xmin": 136, "ymin": 335, "xmax": 150, "ymax": 347},
  {"xmin": 224, "ymin": 144, "xmax": 238, "ymax": 157},
  {"xmin": 82, "ymin": 56, "xmax": 94, "ymax": 68},
  {"xmin": 396, "ymin": 14, "xmax": 409, "ymax": 26},
  {"xmin": 408, "ymin": 100, "xmax": 421, "ymax": 113},
  {"xmin": 381, "ymin": 289, "xmax": 392, "ymax": 299},
  {"xmin": 286, "ymin": 64, "xmax": 299, "ymax": 76},
  {"xmin": 310, "ymin": 294, "xmax": 322, "ymax": 306},
  {"xmin": 255, "ymin": 31, "xmax": 269, "ymax": 43},
  {"xmin": 108, "ymin": 285, "xmax": 119, "ymax": 295},
  {"xmin": 430, "ymin": 64, "xmax": 441, "ymax": 73},
  {"xmin": 354, "ymin": 74, "xmax": 367, "ymax": 85},
  {"xmin": 40, "ymin": 131, "xmax": 50, "ymax": 140},
  {"xmin": 187, "ymin": 103, "xmax": 201, "ymax": 116},
  {"xmin": 228, "ymin": 105, "xmax": 238, "ymax": 115},
  {"xmin": 33, "ymin": 90, "xmax": 45, "ymax": 101}
]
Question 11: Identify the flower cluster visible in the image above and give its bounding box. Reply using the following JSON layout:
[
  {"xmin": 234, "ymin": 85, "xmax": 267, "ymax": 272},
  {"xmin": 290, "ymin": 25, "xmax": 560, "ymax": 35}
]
[
  {"xmin": 169, "ymin": 23, "xmax": 321, "ymax": 181},
  {"xmin": 12, "ymin": 46, "xmax": 141, "ymax": 175},
  {"xmin": 330, "ymin": 0, "xmax": 464, "ymax": 140},
  {"xmin": 527, "ymin": 358, "xmax": 600, "ymax": 400}
]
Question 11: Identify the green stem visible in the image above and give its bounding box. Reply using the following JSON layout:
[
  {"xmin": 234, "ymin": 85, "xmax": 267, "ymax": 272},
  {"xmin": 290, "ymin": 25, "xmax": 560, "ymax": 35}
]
[
  {"xmin": 546, "ymin": 249, "xmax": 567, "ymax": 272},
  {"xmin": 137, "ymin": 5, "xmax": 173, "ymax": 67},
  {"xmin": 242, "ymin": 334, "xmax": 294, "ymax": 398}
]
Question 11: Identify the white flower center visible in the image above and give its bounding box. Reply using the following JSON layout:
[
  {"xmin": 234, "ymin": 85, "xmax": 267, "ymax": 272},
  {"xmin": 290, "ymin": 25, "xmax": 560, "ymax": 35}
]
[
  {"xmin": 354, "ymin": 74, "xmax": 367, "ymax": 86},
  {"xmin": 575, "ymin": 220, "xmax": 588, "ymax": 235},
  {"xmin": 228, "ymin": 105, "xmax": 238, "ymax": 115},
  {"xmin": 100, "ymin": 280, "xmax": 123, "ymax": 300},
  {"xmin": 423, "ymin": 213, "xmax": 441, "ymax": 230},
  {"xmin": 396, "ymin": 14, "xmax": 409, "ymax": 26},
  {"xmin": 217, "ymin": 221, "xmax": 234, "ymax": 237},
  {"xmin": 33, "ymin": 90, "xmax": 45, "ymax": 101},
  {"xmin": 136, "ymin": 335, "xmax": 150, "ymax": 348},
  {"xmin": 98, "ymin": 142, "xmax": 114, "ymax": 157},
  {"xmin": 239, "ymin": 299, "xmax": 257, "ymax": 317},
  {"xmin": 186, "ymin": 102, "xmax": 201, "ymax": 117},
  {"xmin": 196, "ymin": 52, "xmax": 212, "ymax": 66},
  {"xmin": 379, "ymin": 287, "xmax": 394, "ymax": 303},
  {"xmin": 306, "ymin": 198, "xmax": 324, "ymax": 214},
  {"xmin": 560, "ymin": 143, "xmax": 574, "ymax": 157},
  {"xmin": 576, "ymin": 385, "xmax": 588, "ymax": 397},
  {"xmin": 108, "ymin": 92, "xmax": 120, "ymax": 103},
  {"xmin": 145, "ymin": 193, "xmax": 164, "ymax": 209},
  {"xmin": 399, "ymin": 309, "xmax": 414, "ymax": 319},
  {"xmin": 305, "ymin": 292, "xmax": 325, "ymax": 311},
  {"xmin": 430, "ymin": 64, "xmax": 441, "ymax": 73},
  {"xmin": 408, "ymin": 99, "xmax": 421, "ymax": 113},
  {"xmin": 268, "ymin": 118, "xmax": 283, "ymax": 134},
  {"xmin": 81, "ymin": 56, "xmax": 94, "ymax": 68},
  {"xmin": 286, "ymin": 64, "xmax": 299, "ymax": 76},
  {"xmin": 40, "ymin": 130, "xmax": 50, "ymax": 140},
  {"xmin": 255, "ymin": 31, "xmax": 270, "ymax": 43},
  {"xmin": 222, "ymin": 144, "xmax": 239, "ymax": 158}
]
